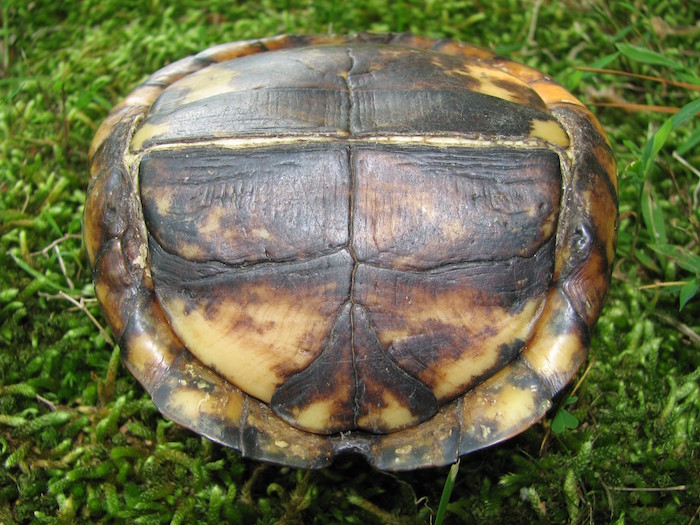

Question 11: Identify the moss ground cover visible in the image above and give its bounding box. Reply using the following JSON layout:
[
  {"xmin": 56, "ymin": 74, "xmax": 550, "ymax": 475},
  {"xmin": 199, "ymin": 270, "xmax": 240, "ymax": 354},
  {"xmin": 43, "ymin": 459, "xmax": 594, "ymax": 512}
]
[{"xmin": 1, "ymin": 1, "xmax": 698, "ymax": 523}]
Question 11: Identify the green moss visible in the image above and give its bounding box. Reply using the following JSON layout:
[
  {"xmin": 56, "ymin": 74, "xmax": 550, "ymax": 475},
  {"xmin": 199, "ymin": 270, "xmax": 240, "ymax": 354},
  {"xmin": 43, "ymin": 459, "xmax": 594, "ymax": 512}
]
[{"xmin": 1, "ymin": 0, "xmax": 698, "ymax": 522}]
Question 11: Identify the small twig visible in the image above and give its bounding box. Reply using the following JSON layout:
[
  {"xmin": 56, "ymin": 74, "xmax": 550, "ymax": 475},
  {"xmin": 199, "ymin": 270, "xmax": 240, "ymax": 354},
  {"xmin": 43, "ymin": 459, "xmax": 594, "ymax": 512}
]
[
  {"xmin": 570, "ymin": 357, "xmax": 595, "ymax": 398},
  {"xmin": 54, "ymin": 245, "xmax": 74, "ymax": 290},
  {"xmin": 576, "ymin": 66, "xmax": 700, "ymax": 91},
  {"xmin": 526, "ymin": 0, "xmax": 543, "ymax": 46},
  {"xmin": 347, "ymin": 493, "xmax": 409, "ymax": 525},
  {"xmin": 639, "ymin": 280, "xmax": 690, "ymax": 289},
  {"xmin": 56, "ymin": 291, "xmax": 114, "ymax": 346},
  {"xmin": 20, "ymin": 191, "xmax": 30, "ymax": 214},
  {"xmin": 36, "ymin": 233, "xmax": 82, "ymax": 257},
  {"xmin": 653, "ymin": 312, "xmax": 700, "ymax": 346},
  {"xmin": 672, "ymin": 151, "xmax": 700, "ymax": 179},
  {"xmin": 591, "ymin": 102, "xmax": 688, "ymax": 114},
  {"xmin": 688, "ymin": 504, "xmax": 699, "ymax": 525},
  {"xmin": 608, "ymin": 485, "xmax": 687, "ymax": 492},
  {"xmin": 672, "ymin": 151, "xmax": 700, "ymax": 209},
  {"xmin": 274, "ymin": 470, "xmax": 315, "ymax": 525},
  {"xmin": 39, "ymin": 292, "xmax": 98, "ymax": 305},
  {"xmin": 600, "ymin": 479, "xmax": 615, "ymax": 520},
  {"xmin": 240, "ymin": 464, "xmax": 268, "ymax": 507},
  {"xmin": 36, "ymin": 394, "xmax": 57, "ymax": 411}
]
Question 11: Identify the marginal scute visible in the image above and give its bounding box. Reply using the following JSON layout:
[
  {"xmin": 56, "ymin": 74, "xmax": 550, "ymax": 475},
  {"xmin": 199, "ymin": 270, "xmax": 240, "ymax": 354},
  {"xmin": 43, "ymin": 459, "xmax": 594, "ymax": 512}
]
[
  {"xmin": 520, "ymin": 287, "xmax": 589, "ymax": 394},
  {"xmin": 85, "ymin": 33, "xmax": 617, "ymax": 470},
  {"xmin": 241, "ymin": 399, "xmax": 334, "ymax": 469},
  {"xmin": 367, "ymin": 403, "xmax": 460, "ymax": 470},
  {"xmin": 563, "ymin": 242, "xmax": 610, "ymax": 328},
  {"xmin": 119, "ymin": 293, "xmax": 183, "ymax": 386},
  {"xmin": 529, "ymin": 79, "xmax": 585, "ymax": 108},
  {"xmin": 458, "ymin": 358, "xmax": 552, "ymax": 455},
  {"xmin": 150, "ymin": 351, "xmax": 246, "ymax": 450}
]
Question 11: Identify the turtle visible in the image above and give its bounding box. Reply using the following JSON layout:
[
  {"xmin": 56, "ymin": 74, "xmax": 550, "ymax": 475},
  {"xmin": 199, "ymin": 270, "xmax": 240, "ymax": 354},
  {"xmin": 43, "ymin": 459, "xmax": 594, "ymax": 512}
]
[{"xmin": 84, "ymin": 33, "xmax": 617, "ymax": 471}]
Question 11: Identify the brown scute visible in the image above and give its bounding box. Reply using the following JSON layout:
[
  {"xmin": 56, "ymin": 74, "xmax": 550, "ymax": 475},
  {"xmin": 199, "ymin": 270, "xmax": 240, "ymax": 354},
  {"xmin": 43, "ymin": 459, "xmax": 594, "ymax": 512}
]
[
  {"xmin": 572, "ymin": 144, "xmax": 618, "ymax": 217},
  {"xmin": 571, "ymin": 146, "xmax": 618, "ymax": 266},
  {"xmin": 89, "ymin": 106, "xmax": 149, "ymax": 168},
  {"xmin": 354, "ymin": 239, "xmax": 553, "ymax": 401},
  {"xmin": 148, "ymin": 47, "xmax": 350, "ymax": 115},
  {"xmin": 133, "ymin": 44, "xmax": 560, "ymax": 147},
  {"xmin": 271, "ymin": 303, "xmax": 357, "ymax": 434},
  {"xmin": 85, "ymin": 120, "xmax": 139, "ymax": 263},
  {"xmin": 353, "ymin": 305, "xmax": 439, "ymax": 433},
  {"xmin": 140, "ymin": 146, "xmax": 350, "ymax": 265},
  {"xmin": 563, "ymin": 242, "xmax": 610, "ymax": 328},
  {"xmin": 92, "ymin": 238, "xmax": 140, "ymax": 338},
  {"xmin": 150, "ymin": 246, "xmax": 353, "ymax": 404},
  {"xmin": 388, "ymin": 333, "xmax": 526, "ymax": 400},
  {"xmin": 345, "ymin": 45, "xmax": 483, "ymax": 92},
  {"xmin": 550, "ymin": 104, "xmax": 617, "ymax": 320},
  {"xmin": 84, "ymin": 167, "xmax": 128, "ymax": 266},
  {"xmin": 133, "ymin": 46, "xmax": 353, "ymax": 147},
  {"xmin": 552, "ymin": 106, "xmax": 617, "ymax": 246},
  {"xmin": 352, "ymin": 146, "xmax": 561, "ymax": 269},
  {"xmin": 355, "ymin": 237, "xmax": 555, "ymax": 317},
  {"xmin": 345, "ymin": 48, "xmax": 556, "ymax": 137}
]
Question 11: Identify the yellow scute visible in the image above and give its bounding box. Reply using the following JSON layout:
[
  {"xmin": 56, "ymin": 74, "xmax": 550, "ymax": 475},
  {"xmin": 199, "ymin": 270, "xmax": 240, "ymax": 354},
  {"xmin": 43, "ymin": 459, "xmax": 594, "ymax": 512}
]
[
  {"xmin": 467, "ymin": 64, "xmax": 535, "ymax": 106},
  {"xmin": 357, "ymin": 391, "xmax": 415, "ymax": 430},
  {"xmin": 168, "ymin": 388, "xmax": 208, "ymax": 421},
  {"xmin": 161, "ymin": 289, "xmax": 334, "ymax": 403},
  {"xmin": 529, "ymin": 118, "xmax": 570, "ymax": 148},
  {"xmin": 125, "ymin": 332, "xmax": 170, "ymax": 375},
  {"xmin": 434, "ymin": 300, "xmax": 541, "ymax": 399},
  {"xmin": 483, "ymin": 383, "xmax": 537, "ymax": 431},
  {"xmin": 130, "ymin": 122, "xmax": 170, "ymax": 151},
  {"xmin": 293, "ymin": 399, "xmax": 337, "ymax": 432}
]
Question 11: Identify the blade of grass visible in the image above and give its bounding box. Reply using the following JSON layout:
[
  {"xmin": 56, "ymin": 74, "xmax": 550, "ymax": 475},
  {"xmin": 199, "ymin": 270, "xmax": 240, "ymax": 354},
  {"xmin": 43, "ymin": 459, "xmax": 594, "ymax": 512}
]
[
  {"xmin": 435, "ymin": 460, "xmax": 460, "ymax": 525},
  {"xmin": 640, "ymin": 182, "xmax": 667, "ymax": 245},
  {"xmin": 616, "ymin": 43, "xmax": 683, "ymax": 69}
]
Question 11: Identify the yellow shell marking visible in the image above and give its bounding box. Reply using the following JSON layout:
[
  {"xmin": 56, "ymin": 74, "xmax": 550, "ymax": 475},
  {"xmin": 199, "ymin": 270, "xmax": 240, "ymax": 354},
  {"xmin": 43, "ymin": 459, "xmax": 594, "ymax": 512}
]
[
  {"xmin": 457, "ymin": 64, "xmax": 538, "ymax": 107},
  {"xmin": 357, "ymin": 391, "xmax": 417, "ymax": 430},
  {"xmin": 169, "ymin": 66, "xmax": 242, "ymax": 106},
  {"xmin": 162, "ymin": 287, "xmax": 336, "ymax": 403},
  {"xmin": 529, "ymin": 118, "xmax": 570, "ymax": 148},
  {"xmin": 293, "ymin": 399, "xmax": 338, "ymax": 431},
  {"xmin": 131, "ymin": 121, "xmax": 170, "ymax": 152},
  {"xmin": 429, "ymin": 300, "xmax": 542, "ymax": 399}
]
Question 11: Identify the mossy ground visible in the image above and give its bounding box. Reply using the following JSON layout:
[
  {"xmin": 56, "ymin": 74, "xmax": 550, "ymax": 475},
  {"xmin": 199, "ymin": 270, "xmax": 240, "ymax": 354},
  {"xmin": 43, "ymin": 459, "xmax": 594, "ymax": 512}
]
[{"xmin": 1, "ymin": 1, "xmax": 698, "ymax": 523}]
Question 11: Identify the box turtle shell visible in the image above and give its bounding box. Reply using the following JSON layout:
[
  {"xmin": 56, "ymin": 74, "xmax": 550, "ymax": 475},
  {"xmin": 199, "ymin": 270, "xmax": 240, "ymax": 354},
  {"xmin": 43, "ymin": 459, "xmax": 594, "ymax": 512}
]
[{"xmin": 85, "ymin": 33, "xmax": 617, "ymax": 470}]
